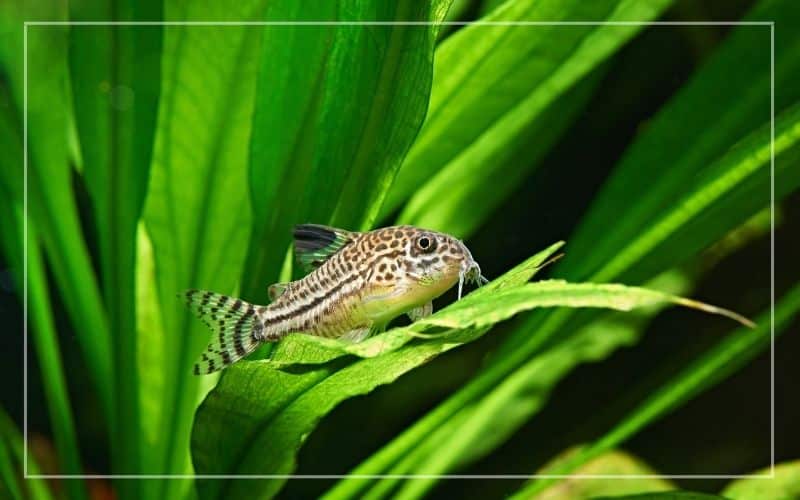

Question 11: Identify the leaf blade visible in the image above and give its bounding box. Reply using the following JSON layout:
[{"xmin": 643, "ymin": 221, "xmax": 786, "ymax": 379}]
[
  {"xmin": 513, "ymin": 282, "xmax": 800, "ymax": 498},
  {"xmin": 387, "ymin": 0, "xmax": 674, "ymax": 237}
]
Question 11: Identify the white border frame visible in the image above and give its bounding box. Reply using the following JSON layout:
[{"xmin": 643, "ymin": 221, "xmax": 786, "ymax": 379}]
[{"xmin": 23, "ymin": 20, "xmax": 775, "ymax": 481}]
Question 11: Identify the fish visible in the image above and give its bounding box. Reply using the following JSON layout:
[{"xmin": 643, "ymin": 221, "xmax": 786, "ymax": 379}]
[{"xmin": 184, "ymin": 224, "xmax": 487, "ymax": 374}]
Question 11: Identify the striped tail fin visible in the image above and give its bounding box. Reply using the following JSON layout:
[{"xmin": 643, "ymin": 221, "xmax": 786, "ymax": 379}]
[{"xmin": 184, "ymin": 289, "xmax": 262, "ymax": 375}]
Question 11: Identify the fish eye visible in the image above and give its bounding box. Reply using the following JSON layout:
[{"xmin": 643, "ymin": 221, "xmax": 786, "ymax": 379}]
[{"xmin": 416, "ymin": 235, "xmax": 436, "ymax": 253}]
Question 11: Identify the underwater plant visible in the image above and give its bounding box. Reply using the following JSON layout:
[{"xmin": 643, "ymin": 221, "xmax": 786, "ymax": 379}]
[{"xmin": 1, "ymin": 0, "xmax": 799, "ymax": 499}]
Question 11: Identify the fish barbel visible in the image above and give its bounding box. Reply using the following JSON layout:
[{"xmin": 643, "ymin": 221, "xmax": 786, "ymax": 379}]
[{"xmin": 185, "ymin": 224, "xmax": 486, "ymax": 374}]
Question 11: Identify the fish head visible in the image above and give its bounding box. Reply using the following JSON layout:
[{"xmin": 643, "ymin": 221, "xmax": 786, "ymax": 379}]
[{"xmin": 361, "ymin": 226, "xmax": 486, "ymax": 322}]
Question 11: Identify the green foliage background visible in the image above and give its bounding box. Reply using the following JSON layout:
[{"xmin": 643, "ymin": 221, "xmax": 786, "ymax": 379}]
[{"xmin": 1, "ymin": 0, "xmax": 799, "ymax": 499}]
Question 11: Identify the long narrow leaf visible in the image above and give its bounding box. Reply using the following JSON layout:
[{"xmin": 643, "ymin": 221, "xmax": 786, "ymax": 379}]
[
  {"xmin": 386, "ymin": 0, "xmax": 674, "ymax": 237},
  {"xmin": 68, "ymin": 1, "xmax": 163, "ymax": 485},
  {"xmin": 0, "ymin": 198, "xmax": 87, "ymax": 500},
  {"xmin": 375, "ymin": 99, "xmax": 800, "ymax": 500},
  {"xmin": 0, "ymin": 0, "xmax": 113, "ymax": 421},
  {"xmin": 0, "ymin": 409, "xmax": 54, "ymax": 500},
  {"xmin": 513, "ymin": 282, "xmax": 800, "ymax": 498},
  {"xmin": 561, "ymin": 2, "xmax": 800, "ymax": 284},
  {"xmin": 0, "ymin": 22, "xmax": 88, "ymax": 500},
  {"xmin": 352, "ymin": 208, "xmax": 774, "ymax": 499},
  {"xmin": 0, "ymin": 433, "xmax": 22, "ymax": 500}
]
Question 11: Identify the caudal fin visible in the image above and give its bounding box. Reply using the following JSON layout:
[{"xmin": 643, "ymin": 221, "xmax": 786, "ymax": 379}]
[{"xmin": 184, "ymin": 289, "xmax": 262, "ymax": 375}]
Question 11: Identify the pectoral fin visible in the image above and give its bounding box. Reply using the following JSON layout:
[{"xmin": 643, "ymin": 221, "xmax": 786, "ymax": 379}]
[
  {"xmin": 339, "ymin": 326, "xmax": 377, "ymax": 343},
  {"xmin": 407, "ymin": 302, "xmax": 433, "ymax": 322}
]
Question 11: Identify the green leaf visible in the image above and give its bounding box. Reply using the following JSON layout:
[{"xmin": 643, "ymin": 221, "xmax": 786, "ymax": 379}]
[
  {"xmin": 514, "ymin": 282, "xmax": 800, "ymax": 498},
  {"xmin": 562, "ymin": 0, "xmax": 800, "ymax": 284},
  {"xmin": 326, "ymin": 5, "xmax": 800, "ymax": 490},
  {"xmin": 134, "ymin": 224, "xmax": 169, "ymax": 461},
  {"xmin": 493, "ymin": 97, "xmax": 800, "ymax": 388},
  {"xmin": 408, "ymin": 279, "xmax": 753, "ymax": 330},
  {"xmin": 0, "ymin": 0, "xmax": 113, "ymax": 422},
  {"xmin": 141, "ymin": 2, "xmax": 265, "ymax": 497},
  {"xmin": 0, "ymin": 14, "xmax": 91, "ymax": 500},
  {"xmin": 0, "ymin": 409, "xmax": 55, "ymax": 500},
  {"xmin": 0, "ymin": 434, "xmax": 22, "ymax": 500},
  {"xmin": 375, "ymin": 274, "xmax": 744, "ymax": 500},
  {"xmin": 191, "ymin": 242, "xmax": 561, "ymax": 500},
  {"xmin": 347, "ymin": 199, "xmax": 775, "ymax": 500},
  {"xmin": 193, "ymin": 241, "xmax": 752, "ymax": 500},
  {"xmin": 350, "ymin": 280, "xmax": 688, "ymax": 500},
  {"xmin": 498, "ymin": 97, "xmax": 800, "ymax": 361},
  {"xmin": 67, "ymin": 1, "xmax": 163, "ymax": 482},
  {"xmin": 0, "ymin": 196, "xmax": 86, "ymax": 500},
  {"xmin": 241, "ymin": 0, "xmax": 449, "ymax": 299},
  {"xmin": 385, "ymin": 0, "xmax": 674, "ymax": 237},
  {"xmin": 722, "ymin": 461, "xmax": 800, "ymax": 499},
  {"xmin": 590, "ymin": 493, "xmax": 728, "ymax": 500},
  {"xmin": 486, "ymin": 5, "xmax": 800, "ymax": 388},
  {"xmin": 536, "ymin": 449, "xmax": 674, "ymax": 500},
  {"xmin": 496, "ymin": 0, "xmax": 800, "ymax": 368}
]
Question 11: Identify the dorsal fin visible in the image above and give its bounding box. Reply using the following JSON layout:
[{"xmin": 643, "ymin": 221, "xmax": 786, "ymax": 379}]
[{"xmin": 293, "ymin": 224, "xmax": 356, "ymax": 273}]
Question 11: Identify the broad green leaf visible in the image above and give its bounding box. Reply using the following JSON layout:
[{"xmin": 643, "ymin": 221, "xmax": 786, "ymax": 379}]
[
  {"xmin": 142, "ymin": 2, "xmax": 265, "ymax": 498},
  {"xmin": 386, "ymin": 0, "xmax": 674, "ymax": 237},
  {"xmin": 241, "ymin": 0, "xmax": 449, "ymax": 299},
  {"xmin": 67, "ymin": 1, "xmax": 163, "ymax": 481},
  {"xmin": 0, "ymin": 0, "xmax": 113, "ymax": 421},
  {"xmin": 536, "ymin": 449, "xmax": 673, "ymax": 499},
  {"xmin": 514, "ymin": 282, "xmax": 800, "ymax": 498},
  {"xmin": 193, "ymin": 242, "xmax": 751, "ymax": 500},
  {"xmin": 191, "ymin": 242, "xmax": 561, "ymax": 500},
  {"xmin": 722, "ymin": 461, "xmax": 800, "ymax": 499}
]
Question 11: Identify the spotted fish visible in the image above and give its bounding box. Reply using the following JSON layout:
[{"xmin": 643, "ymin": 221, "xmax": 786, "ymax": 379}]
[{"xmin": 184, "ymin": 224, "xmax": 486, "ymax": 374}]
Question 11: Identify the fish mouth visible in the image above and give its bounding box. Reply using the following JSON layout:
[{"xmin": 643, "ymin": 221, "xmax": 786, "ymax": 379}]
[{"xmin": 457, "ymin": 258, "xmax": 488, "ymax": 300}]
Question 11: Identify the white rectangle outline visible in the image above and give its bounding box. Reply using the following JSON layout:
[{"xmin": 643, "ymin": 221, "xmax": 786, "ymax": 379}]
[{"xmin": 22, "ymin": 20, "xmax": 775, "ymax": 480}]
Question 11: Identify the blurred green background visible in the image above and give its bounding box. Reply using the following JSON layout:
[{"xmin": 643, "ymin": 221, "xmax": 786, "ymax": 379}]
[{"xmin": 1, "ymin": 0, "xmax": 799, "ymax": 499}]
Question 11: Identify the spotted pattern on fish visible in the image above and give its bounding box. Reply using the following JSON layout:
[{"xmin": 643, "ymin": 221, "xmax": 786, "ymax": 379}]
[{"xmin": 185, "ymin": 225, "xmax": 485, "ymax": 374}]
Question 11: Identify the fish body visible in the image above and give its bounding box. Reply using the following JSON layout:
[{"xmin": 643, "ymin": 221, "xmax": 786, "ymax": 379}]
[{"xmin": 186, "ymin": 224, "xmax": 484, "ymax": 374}]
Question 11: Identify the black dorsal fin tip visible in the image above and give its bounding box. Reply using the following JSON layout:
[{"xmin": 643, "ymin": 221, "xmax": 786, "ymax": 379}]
[
  {"xmin": 293, "ymin": 224, "xmax": 338, "ymax": 249},
  {"xmin": 292, "ymin": 224, "xmax": 356, "ymax": 273}
]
